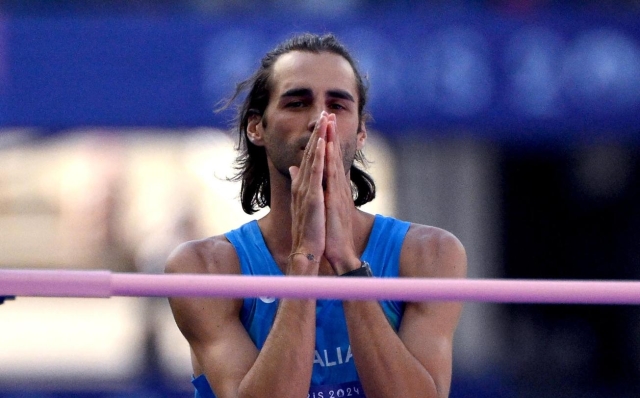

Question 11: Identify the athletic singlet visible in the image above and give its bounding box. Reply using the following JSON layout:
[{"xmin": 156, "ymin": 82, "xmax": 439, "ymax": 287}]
[{"xmin": 192, "ymin": 214, "xmax": 411, "ymax": 398}]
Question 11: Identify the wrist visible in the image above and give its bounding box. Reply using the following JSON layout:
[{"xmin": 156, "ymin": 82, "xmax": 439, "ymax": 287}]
[
  {"xmin": 288, "ymin": 251, "xmax": 320, "ymax": 264},
  {"xmin": 333, "ymin": 256, "xmax": 366, "ymax": 276},
  {"xmin": 286, "ymin": 251, "xmax": 321, "ymax": 276},
  {"xmin": 340, "ymin": 260, "xmax": 373, "ymax": 277}
]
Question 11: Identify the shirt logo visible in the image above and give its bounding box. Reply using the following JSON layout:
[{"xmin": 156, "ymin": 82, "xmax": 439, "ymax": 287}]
[
  {"xmin": 314, "ymin": 345, "xmax": 352, "ymax": 367},
  {"xmin": 259, "ymin": 296, "xmax": 276, "ymax": 304}
]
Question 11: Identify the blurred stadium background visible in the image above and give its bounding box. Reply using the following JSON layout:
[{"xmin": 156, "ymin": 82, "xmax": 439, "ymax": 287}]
[{"xmin": 0, "ymin": 0, "xmax": 639, "ymax": 397}]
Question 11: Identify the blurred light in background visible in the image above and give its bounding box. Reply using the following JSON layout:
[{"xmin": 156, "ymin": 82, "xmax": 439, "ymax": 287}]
[
  {"xmin": 562, "ymin": 29, "xmax": 640, "ymax": 115},
  {"xmin": 505, "ymin": 27, "xmax": 563, "ymax": 118},
  {"xmin": 0, "ymin": 298, "xmax": 144, "ymax": 380},
  {"xmin": 3, "ymin": 6, "xmax": 639, "ymax": 135},
  {"xmin": 421, "ymin": 26, "xmax": 493, "ymax": 117},
  {"xmin": 0, "ymin": 128, "xmax": 395, "ymax": 394}
]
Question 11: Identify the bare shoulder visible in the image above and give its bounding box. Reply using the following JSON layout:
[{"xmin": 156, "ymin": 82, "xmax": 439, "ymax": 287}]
[
  {"xmin": 165, "ymin": 234, "xmax": 240, "ymax": 276},
  {"xmin": 399, "ymin": 223, "xmax": 467, "ymax": 279},
  {"xmin": 164, "ymin": 234, "xmax": 244, "ymax": 350}
]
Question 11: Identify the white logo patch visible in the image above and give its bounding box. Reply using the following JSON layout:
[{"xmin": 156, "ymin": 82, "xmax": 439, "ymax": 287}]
[{"xmin": 259, "ymin": 296, "xmax": 276, "ymax": 304}]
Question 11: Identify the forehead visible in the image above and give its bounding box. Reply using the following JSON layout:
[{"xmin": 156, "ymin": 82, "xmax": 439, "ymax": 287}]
[{"xmin": 270, "ymin": 51, "xmax": 358, "ymax": 99}]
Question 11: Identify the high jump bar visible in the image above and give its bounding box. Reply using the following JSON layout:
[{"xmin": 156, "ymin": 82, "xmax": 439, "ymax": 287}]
[{"xmin": 1, "ymin": 269, "xmax": 639, "ymax": 304}]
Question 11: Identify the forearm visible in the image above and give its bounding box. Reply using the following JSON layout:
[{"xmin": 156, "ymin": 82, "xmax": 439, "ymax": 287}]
[
  {"xmin": 238, "ymin": 297, "xmax": 316, "ymax": 398},
  {"xmin": 343, "ymin": 301, "xmax": 440, "ymax": 398},
  {"xmin": 238, "ymin": 254, "xmax": 319, "ymax": 398}
]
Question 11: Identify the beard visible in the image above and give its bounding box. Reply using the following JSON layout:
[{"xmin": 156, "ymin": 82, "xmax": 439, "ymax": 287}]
[{"xmin": 266, "ymin": 133, "xmax": 358, "ymax": 182}]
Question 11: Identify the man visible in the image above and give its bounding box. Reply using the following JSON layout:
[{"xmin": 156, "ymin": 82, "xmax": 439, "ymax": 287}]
[{"xmin": 166, "ymin": 33, "xmax": 467, "ymax": 398}]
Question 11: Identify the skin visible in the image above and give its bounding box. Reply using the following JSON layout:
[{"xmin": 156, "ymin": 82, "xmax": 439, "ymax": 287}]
[{"xmin": 166, "ymin": 51, "xmax": 467, "ymax": 398}]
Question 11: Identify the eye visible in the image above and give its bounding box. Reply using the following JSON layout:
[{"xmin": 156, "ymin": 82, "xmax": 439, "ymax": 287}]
[
  {"xmin": 329, "ymin": 103, "xmax": 347, "ymax": 111},
  {"xmin": 285, "ymin": 101, "xmax": 305, "ymax": 108}
]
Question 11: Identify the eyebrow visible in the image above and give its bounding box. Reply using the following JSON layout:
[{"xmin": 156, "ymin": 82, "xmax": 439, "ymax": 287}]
[
  {"xmin": 327, "ymin": 89, "xmax": 355, "ymax": 103},
  {"xmin": 280, "ymin": 87, "xmax": 355, "ymax": 103}
]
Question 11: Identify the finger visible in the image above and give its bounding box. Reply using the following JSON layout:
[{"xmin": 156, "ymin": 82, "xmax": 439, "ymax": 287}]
[
  {"xmin": 289, "ymin": 165, "xmax": 299, "ymax": 181},
  {"xmin": 305, "ymin": 111, "xmax": 328, "ymax": 158},
  {"xmin": 325, "ymin": 113, "xmax": 336, "ymax": 144},
  {"xmin": 325, "ymin": 140, "xmax": 336, "ymax": 192},
  {"xmin": 326, "ymin": 140, "xmax": 348, "ymax": 195},
  {"xmin": 324, "ymin": 116, "xmax": 340, "ymax": 163},
  {"xmin": 317, "ymin": 111, "xmax": 329, "ymax": 140},
  {"xmin": 299, "ymin": 112, "xmax": 328, "ymax": 179},
  {"xmin": 309, "ymin": 137, "xmax": 326, "ymax": 189},
  {"xmin": 324, "ymin": 117, "xmax": 345, "ymax": 178},
  {"xmin": 333, "ymin": 124, "xmax": 348, "ymax": 177},
  {"xmin": 326, "ymin": 126, "xmax": 352, "ymax": 199},
  {"xmin": 324, "ymin": 112, "xmax": 334, "ymax": 139}
]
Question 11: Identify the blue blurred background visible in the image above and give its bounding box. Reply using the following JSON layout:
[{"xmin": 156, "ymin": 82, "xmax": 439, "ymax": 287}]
[{"xmin": 0, "ymin": 0, "xmax": 639, "ymax": 397}]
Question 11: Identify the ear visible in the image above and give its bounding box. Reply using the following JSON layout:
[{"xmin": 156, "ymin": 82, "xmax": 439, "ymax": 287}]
[
  {"xmin": 356, "ymin": 123, "xmax": 367, "ymax": 151},
  {"xmin": 246, "ymin": 114, "xmax": 266, "ymax": 147}
]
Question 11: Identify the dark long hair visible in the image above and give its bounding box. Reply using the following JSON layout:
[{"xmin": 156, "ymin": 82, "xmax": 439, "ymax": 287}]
[{"xmin": 224, "ymin": 33, "xmax": 376, "ymax": 214}]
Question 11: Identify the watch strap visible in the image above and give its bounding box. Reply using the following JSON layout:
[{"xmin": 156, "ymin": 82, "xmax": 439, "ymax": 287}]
[{"xmin": 340, "ymin": 261, "xmax": 373, "ymax": 277}]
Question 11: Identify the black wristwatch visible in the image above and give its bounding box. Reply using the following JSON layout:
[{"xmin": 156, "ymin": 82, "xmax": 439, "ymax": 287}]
[{"xmin": 340, "ymin": 261, "xmax": 373, "ymax": 277}]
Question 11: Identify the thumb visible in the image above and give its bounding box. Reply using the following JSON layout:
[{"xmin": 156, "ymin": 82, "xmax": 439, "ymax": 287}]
[{"xmin": 289, "ymin": 166, "xmax": 299, "ymax": 181}]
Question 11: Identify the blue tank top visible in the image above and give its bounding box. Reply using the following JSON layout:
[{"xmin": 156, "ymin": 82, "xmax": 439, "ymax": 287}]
[{"xmin": 192, "ymin": 214, "xmax": 411, "ymax": 398}]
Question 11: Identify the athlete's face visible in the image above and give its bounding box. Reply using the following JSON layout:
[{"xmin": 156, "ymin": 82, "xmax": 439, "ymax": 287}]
[{"xmin": 246, "ymin": 51, "xmax": 366, "ymax": 179}]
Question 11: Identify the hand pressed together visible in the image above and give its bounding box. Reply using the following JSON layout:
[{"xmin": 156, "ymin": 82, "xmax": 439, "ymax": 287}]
[{"xmin": 288, "ymin": 111, "xmax": 360, "ymax": 275}]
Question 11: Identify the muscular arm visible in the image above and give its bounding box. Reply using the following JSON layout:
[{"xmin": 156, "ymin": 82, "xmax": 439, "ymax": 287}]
[
  {"xmin": 342, "ymin": 227, "xmax": 467, "ymax": 398},
  {"xmin": 322, "ymin": 110, "xmax": 466, "ymax": 397},
  {"xmin": 166, "ymin": 239, "xmax": 318, "ymax": 398},
  {"xmin": 168, "ymin": 112, "xmax": 331, "ymax": 398}
]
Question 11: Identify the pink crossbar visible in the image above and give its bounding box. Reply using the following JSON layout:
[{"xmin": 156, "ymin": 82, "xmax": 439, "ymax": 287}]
[{"xmin": 1, "ymin": 269, "xmax": 639, "ymax": 304}]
